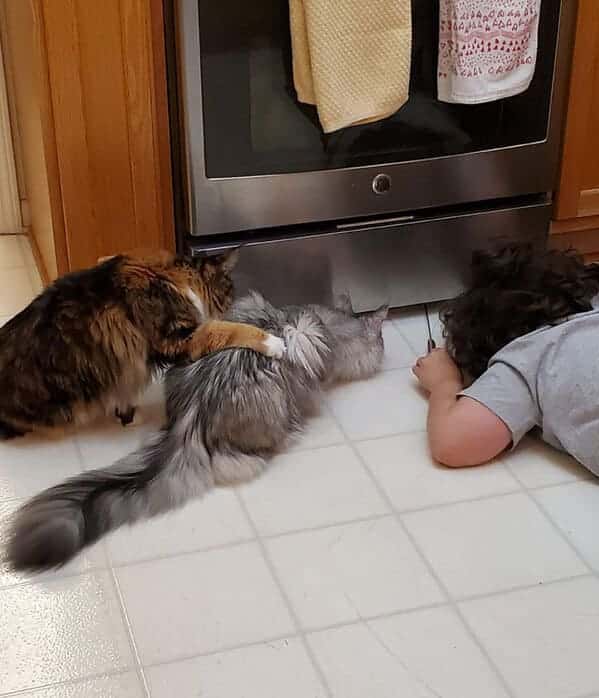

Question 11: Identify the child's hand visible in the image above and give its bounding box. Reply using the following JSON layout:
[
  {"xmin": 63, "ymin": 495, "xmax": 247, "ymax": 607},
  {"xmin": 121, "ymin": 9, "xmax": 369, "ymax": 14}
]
[{"xmin": 412, "ymin": 348, "xmax": 463, "ymax": 393}]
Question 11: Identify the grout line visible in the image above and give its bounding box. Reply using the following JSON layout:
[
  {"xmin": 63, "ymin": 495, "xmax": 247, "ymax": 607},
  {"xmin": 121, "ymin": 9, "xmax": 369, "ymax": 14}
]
[
  {"xmin": 233, "ymin": 510, "xmax": 392, "ymax": 542},
  {"xmin": 139, "ymin": 632, "xmax": 302, "ymax": 672},
  {"xmin": 392, "ymin": 484, "xmax": 523, "ymax": 516},
  {"xmin": 507, "ymin": 464, "xmax": 594, "ymax": 574},
  {"xmin": 105, "ymin": 533, "xmax": 255, "ymax": 569},
  {"xmin": 0, "ymin": 670, "xmax": 141, "ymax": 698},
  {"xmin": 108, "ymin": 566, "xmax": 152, "ymax": 698},
  {"xmin": 0, "ymin": 559, "xmax": 109, "ymax": 594},
  {"xmin": 234, "ymin": 489, "xmax": 335, "ymax": 698},
  {"xmin": 529, "ymin": 490, "xmax": 596, "ymax": 574},
  {"xmin": 391, "ymin": 315, "xmax": 429, "ymax": 356},
  {"xmin": 455, "ymin": 572, "xmax": 594, "ymax": 605},
  {"xmin": 341, "ymin": 426, "xmax": 428, "ymax": 445},
  {"xmin": 330, "ymin": 408, "xmax": 519, "ymax": 698},
  {"xmin": 525, "ymin": 474, "xmax": 594, "ymax": 491}
]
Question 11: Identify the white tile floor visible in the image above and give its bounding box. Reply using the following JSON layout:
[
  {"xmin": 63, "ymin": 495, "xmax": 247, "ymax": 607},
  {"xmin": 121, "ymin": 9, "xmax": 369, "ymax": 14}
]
[{"xmin": 1, "ymin": 244, "xmax": 599, "ymax": 697}]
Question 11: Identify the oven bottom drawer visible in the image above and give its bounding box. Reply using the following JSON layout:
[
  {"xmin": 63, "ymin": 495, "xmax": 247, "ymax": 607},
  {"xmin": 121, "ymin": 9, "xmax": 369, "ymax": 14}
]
[{"xmin": 187, "ymin": 201, "xmax": 550, "ymax": 311}]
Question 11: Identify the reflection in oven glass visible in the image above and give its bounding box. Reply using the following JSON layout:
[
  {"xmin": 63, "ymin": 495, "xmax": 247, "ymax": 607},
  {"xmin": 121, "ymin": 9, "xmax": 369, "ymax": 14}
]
[{"xmin": 199, "ymin": 0, "xmax": 559, "ymax": 178}]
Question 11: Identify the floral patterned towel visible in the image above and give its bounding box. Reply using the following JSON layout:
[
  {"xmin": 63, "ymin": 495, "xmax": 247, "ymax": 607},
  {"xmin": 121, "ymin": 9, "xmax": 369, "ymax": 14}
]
[{"xmin": 438, "ymin": 0, "xmax": 542, "ymax": 104}]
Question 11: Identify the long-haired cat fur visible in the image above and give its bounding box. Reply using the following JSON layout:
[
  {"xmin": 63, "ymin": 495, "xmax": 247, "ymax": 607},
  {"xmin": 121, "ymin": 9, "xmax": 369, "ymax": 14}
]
[
  {"xmin": 6, "ymin": 293, "xmax": 388, "ymax": 571},
  {"xmin": 0, "ymin": 250, "xmax": 283, "ymax": 439}
]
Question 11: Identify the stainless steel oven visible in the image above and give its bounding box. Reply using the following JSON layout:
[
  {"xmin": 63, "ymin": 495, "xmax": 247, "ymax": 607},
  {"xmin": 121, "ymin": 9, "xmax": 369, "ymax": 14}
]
[{"xmin": 170, "ymin": 0, "xmax": 576, "ymax": 309}]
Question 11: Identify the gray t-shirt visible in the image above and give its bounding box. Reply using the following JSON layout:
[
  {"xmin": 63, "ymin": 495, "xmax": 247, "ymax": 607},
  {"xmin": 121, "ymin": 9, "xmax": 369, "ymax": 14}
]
[{"xmin": 460, "ymin": 308, "xmax": 599, "ymax": 475}]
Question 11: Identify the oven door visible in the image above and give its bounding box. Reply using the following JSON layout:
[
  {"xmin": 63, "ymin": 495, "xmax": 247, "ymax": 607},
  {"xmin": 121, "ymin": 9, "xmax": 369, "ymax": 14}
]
[{"xmin": 177, "ymin": 0, "xmax": 574, "ymax": 235}]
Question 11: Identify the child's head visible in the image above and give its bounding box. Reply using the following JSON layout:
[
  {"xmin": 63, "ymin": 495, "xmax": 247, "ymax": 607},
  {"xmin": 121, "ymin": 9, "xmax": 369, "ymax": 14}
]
[{"xmin": 441, "ymin": 245, "xmax": 599, "ymax": 381}]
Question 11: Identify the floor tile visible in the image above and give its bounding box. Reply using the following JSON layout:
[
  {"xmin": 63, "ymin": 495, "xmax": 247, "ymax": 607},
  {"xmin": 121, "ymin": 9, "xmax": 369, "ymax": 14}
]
[
  {"xmin": 0, "ymin": 500, "xmax": 106, "ymax": 588},
  {"xmin": 0, "ymin": 234, "xmax": 26, "ymax": 268},
  {"xmin": 358, "ymin": 432, "xmax": 519, "ymax": 511},
  {"xmin": 135, "ymin": 379, "xmax": 167, "ymax": 428},
  {"xmin": 75, "ymin": 421, "xmax": 147, "ymax": 471},
  {"xmin": 389, "ymin": 306, "xmax": 429, "ymax": 355},
  {"xmin": 17, "ymin": 233, "xmax": 37, "ymax": 266},
  {"xmin": 534, "ymin": 480, "xmax": 599, "ymax": 571},
  {"xmin": 14, "ymin": 673, "xmax": 144, "ymax": 697},
  {"xmin": 403, "ymin": 493, "xmax": 586, "ymax": 598},
  {"xmin": 106, "ymin": 488, "xmax": 253, "ymax": 565},
  {"xmin": 327, "ymin": 369, "xmax": 428, "ymax": 440},
  {"xmin": 266, "ymin": 517, "xmax": 443, "ymax": 629},
  {"xmin": 117, "ymin": 542, "xmax": 293, "ymax": 664},
  {"xmin": 460, "ymin": 577, "xmax": 599, "ymax": 698},
  {"xmin": 381, "ymin": 322, "xmax": 416, "ymax": 370},
  {"xmin": 308, "ymin": 607, "xmax": 509, "ymax": 698},
  {"xmin": 17, "ymin": 237, "xmax": 44, "ymax": 294},
  {"xmin": 147, "ymin": 638, "xmax": 326, "ymax": 698},
  {"xmin": 0, "ymin": 571, "xmax": 133, "ymax": 694},
  {"xmin": 25, "ymin": 262, "xmax": 44, "ymax": 295},
  {"xmin": 288, "ymin": 406, "xmax": 345, "ymax": 451},
  {"xmin": 503, "ymin": 436, "xmax": 590, "ymax": 488},
  {"xmin": 239, "ymin": 444, "xmax": 388, "ymax": 536},
  {"xmin": 0, "ymin": 433, "xmax": 82, "ymax": 501},
  {"xmin": 0, "ymin": 267, "xmax": 35, "ymax": 315}
]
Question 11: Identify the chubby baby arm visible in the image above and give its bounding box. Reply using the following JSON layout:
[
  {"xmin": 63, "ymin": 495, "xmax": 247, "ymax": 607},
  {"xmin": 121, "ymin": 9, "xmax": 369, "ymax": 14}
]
[{"xmin": 413, "ymin": 348, "xmax": 511, "ymax": 467}]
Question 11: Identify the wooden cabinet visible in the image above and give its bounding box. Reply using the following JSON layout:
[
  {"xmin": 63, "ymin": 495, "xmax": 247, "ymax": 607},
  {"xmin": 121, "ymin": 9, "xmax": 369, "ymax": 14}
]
[
  {"xmin": 1, "ymin": 0, "xmax": 173, "ymax": 277},
  {"xmin": 551, "ymin": 0, "xmax": 599, "ymax": 259}
]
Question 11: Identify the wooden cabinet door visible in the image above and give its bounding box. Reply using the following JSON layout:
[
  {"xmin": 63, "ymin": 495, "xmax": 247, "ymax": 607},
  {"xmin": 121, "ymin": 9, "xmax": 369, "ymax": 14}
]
[
  {"xmin": 35, "ymin": 0, "xmax": 174, "ymax": 271},
  {"xmin": 554, "ymin": 0, "xmax": 599, "ymax": 221}
]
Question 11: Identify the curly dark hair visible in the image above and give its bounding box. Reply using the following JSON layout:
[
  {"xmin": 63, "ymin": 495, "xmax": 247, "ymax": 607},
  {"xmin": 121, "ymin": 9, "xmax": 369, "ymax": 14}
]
[{"xmin": 441, "ymin": 245, "xmax": 599, "ymax": 381}]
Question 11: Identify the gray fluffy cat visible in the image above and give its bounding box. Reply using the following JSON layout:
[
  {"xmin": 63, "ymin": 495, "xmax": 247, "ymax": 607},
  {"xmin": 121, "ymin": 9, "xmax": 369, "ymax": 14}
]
[{"xmin": 7, "ymin": 292, "xmax": 388, "ymax": 571}]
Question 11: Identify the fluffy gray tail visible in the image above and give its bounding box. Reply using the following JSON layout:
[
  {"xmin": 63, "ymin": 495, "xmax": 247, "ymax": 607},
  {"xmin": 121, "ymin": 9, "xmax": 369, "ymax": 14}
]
[{"xmin": 5, "ymin": 429, "xmax": 212, "ymax": 572}]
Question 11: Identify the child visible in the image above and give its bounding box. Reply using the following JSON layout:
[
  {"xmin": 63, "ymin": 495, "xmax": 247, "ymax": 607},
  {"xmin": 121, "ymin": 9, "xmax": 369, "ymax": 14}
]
[{"xmin": 412, "ymin": 245, "xmax": 599, "ymax": 474}]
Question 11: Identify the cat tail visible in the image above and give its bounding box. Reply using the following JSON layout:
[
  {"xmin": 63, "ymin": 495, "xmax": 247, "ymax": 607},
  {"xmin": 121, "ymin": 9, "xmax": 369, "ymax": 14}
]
[{"xmin": 5, "ymin": 428, "xmax": 217, "ymax": 572}]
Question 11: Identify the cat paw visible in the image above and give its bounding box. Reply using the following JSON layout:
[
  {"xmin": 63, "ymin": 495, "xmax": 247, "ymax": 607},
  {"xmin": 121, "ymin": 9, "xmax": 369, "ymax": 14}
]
[{"xmin": 262, "ymin": 334, "xmax": 286, "ymax": 359}]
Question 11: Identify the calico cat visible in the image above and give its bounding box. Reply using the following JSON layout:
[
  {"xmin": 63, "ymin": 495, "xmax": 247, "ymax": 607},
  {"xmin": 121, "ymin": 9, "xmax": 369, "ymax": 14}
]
[
  {"xmin": 6, "ymin": 292, "xmax": 388, "ymax": 571},
  {"xmin": 0, "ymin": 250, "xmax": 284, "ymax": 439}
]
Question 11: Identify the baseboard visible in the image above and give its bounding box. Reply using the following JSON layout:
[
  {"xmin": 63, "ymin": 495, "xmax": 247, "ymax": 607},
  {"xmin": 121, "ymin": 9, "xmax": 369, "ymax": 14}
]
[{"xmin": 550, "ymin": 216, "xmax": 599, "ymax": 262}]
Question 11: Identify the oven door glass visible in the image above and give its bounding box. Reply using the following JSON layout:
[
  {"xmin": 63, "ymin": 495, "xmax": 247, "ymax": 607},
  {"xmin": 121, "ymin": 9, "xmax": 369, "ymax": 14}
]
[{"xmin": 198, "ymin": 0, "xmax": 560, "ymax": 179}]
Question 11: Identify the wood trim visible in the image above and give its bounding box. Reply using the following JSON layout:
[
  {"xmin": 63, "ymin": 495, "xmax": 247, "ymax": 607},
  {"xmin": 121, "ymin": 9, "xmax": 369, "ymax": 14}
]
[
  {"xmin": 26, "ymin": 227, "xmax": 49, "ymax": 286},
  {"xmin": 554, "ymin": 0, "xmax": 599, "ymax": 219},
  {"xmin": 578, "ymin": 188, "xmax": 599, "ymax": 218},
  {"xmin": 119, "ymin": 0, "xmax": 174, "ymax": 251},
  {"xmin": 0, "ymin": 27, "xmax": 21, "ymax": 235},
  {"xmin": 31, "ymin": 0, "xmax": 69, "ymax": 275},
  {"xmin": 550, "ymin": 226, "xmax": 599, "ymax": 256},
  {"xmin": 149, "ymin": 0, "xmax": 174, "ymax": 249},
  {"xmin": 551, "ymin": 214, "xmax": 599, "ymax": 235}
]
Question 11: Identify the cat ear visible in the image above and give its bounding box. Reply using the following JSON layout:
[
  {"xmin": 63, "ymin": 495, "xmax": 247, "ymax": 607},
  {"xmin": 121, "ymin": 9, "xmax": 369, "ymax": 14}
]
[
  {"xmin": 198, "ymin": 248, "xmax": 240, "ymax": 279},
  {"xmin": 214, "ymin": 247, "xmax": 240, "ymax": 272},
  {"xmin": 335, "ymin": 294, "xmax": 354, "ymax": 315},
  {"xmin": 363, "ymin": 304, "xmax": 389, "ymax": 333}
]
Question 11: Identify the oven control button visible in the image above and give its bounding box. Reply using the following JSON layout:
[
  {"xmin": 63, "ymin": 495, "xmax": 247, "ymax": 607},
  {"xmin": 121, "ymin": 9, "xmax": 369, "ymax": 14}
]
[{"xmin": 372, "ymin": 173, "xmax": 391, "ymax": 195}]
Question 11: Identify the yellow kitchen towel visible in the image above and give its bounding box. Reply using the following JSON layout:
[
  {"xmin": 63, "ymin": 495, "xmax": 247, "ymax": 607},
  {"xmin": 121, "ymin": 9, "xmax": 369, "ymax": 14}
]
[{"xmin": 289, "ymin": 0, "xmax": 412, "ymax": 133}]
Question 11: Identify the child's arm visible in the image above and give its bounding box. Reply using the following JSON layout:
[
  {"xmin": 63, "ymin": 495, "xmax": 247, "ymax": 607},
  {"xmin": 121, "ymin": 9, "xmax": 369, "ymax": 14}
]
[{"xmin": 413, "ymin": 348, "xmax": 511, "ymax": 467}]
